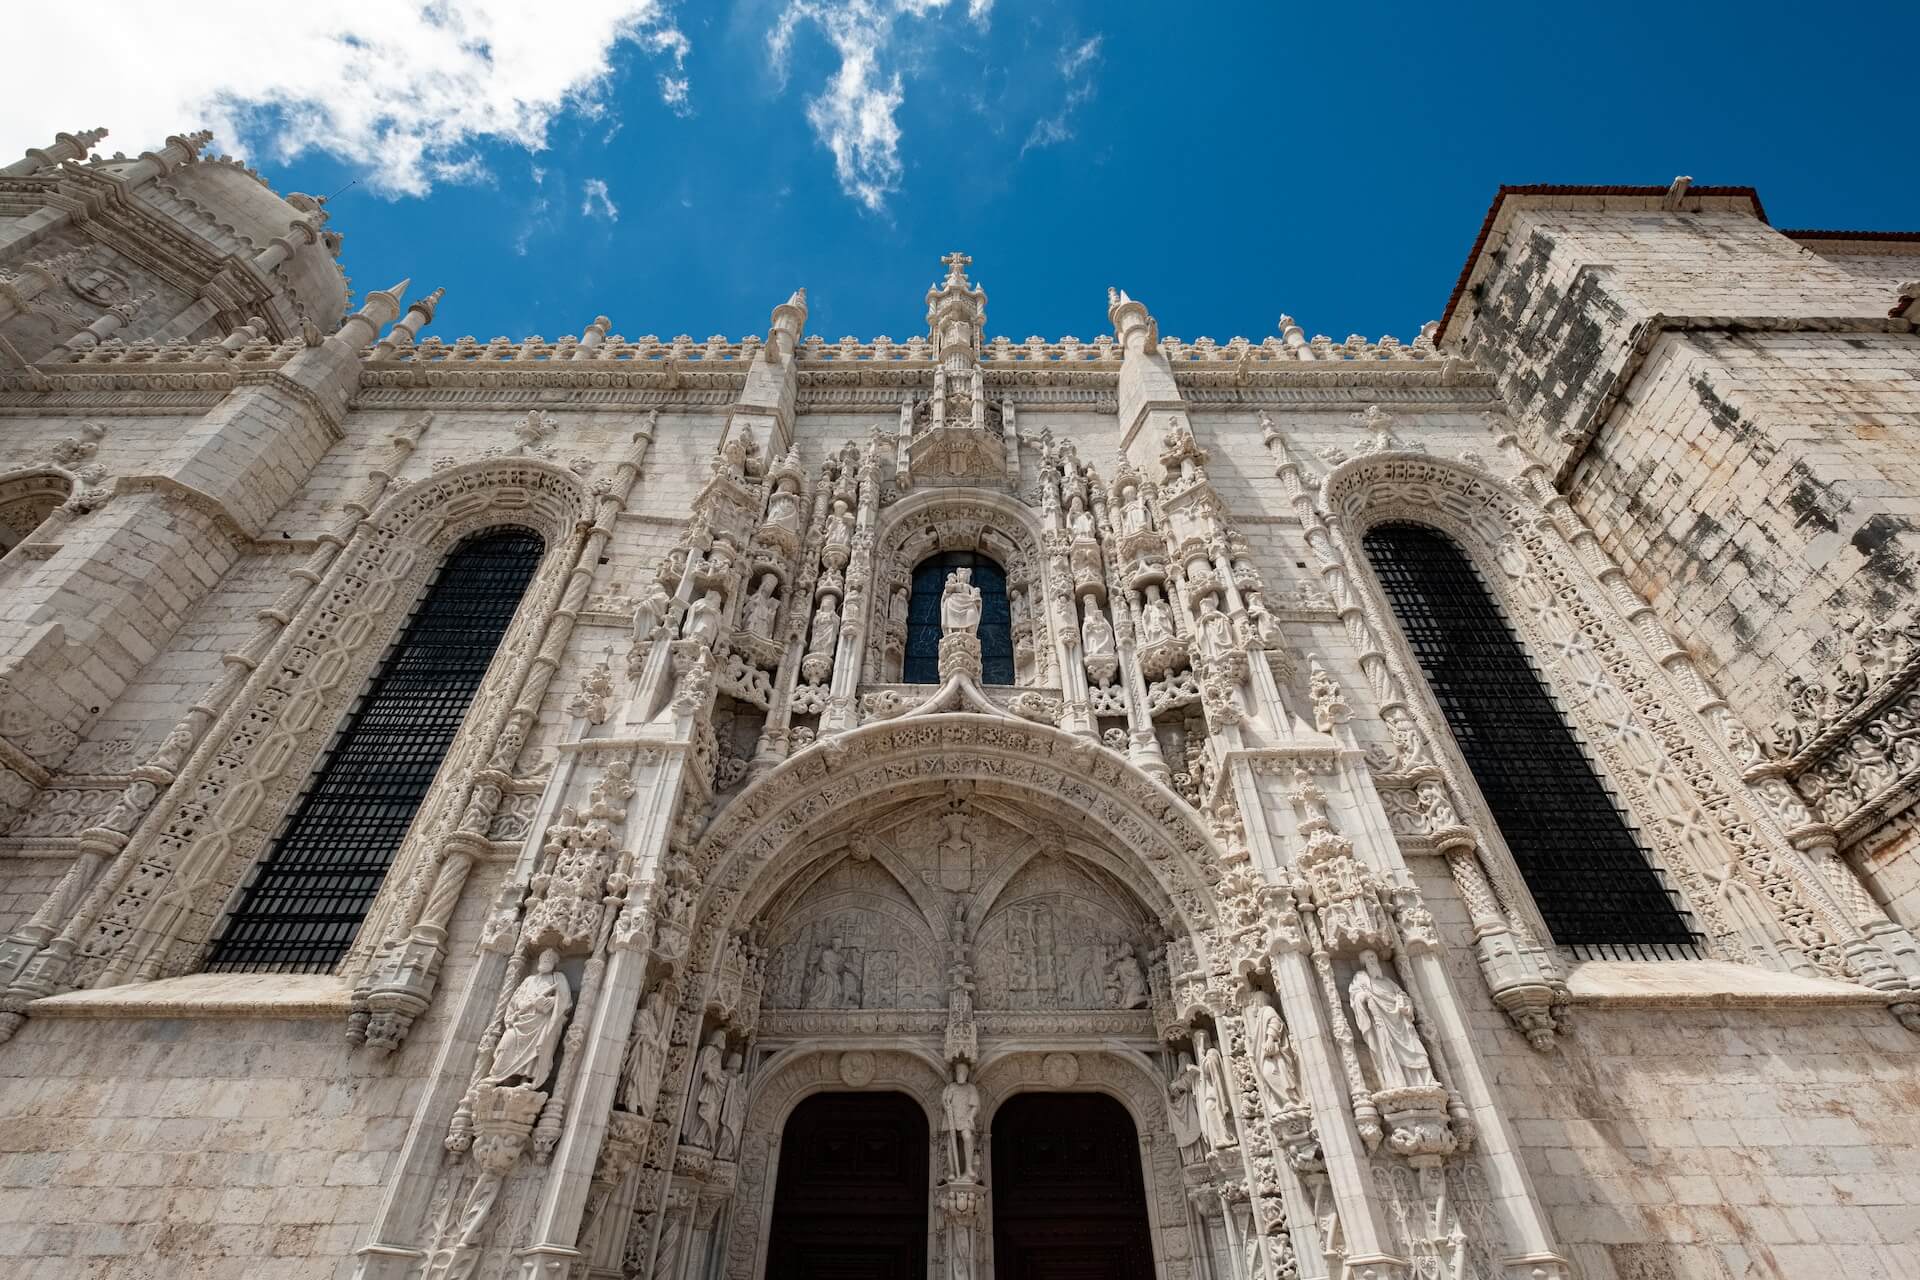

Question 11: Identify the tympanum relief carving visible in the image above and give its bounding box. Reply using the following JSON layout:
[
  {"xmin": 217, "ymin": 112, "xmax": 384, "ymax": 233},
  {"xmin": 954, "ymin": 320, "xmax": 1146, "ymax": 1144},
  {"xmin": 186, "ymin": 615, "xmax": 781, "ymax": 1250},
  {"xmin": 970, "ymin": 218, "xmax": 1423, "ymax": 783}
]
[{"xmin": 755, "ymin": 801, "xmax": 1158, "ymax": 1019}]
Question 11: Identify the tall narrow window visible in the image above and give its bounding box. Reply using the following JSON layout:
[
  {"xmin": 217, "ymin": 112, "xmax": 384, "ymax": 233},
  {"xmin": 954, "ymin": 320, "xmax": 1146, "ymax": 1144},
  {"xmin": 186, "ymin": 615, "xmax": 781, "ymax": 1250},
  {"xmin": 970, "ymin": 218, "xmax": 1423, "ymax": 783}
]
[
  {"xmin": 1362, "ymin": 522, "xmax": 1698, "ymax": 954},
  {"xmin": 903, "ymin": 550, "xmax": 1014, "ymax": 684},
  {"xmin": 206, "ymin": 527, "xmax": 545, "ymax": 973}
]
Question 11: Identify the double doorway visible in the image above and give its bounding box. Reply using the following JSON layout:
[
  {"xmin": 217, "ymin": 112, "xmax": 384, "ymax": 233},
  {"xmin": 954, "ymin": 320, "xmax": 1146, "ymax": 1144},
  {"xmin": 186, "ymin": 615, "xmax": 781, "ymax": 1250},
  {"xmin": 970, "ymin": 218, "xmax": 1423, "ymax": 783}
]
[{"xmin": 764, "ymin": 1090, "xmax": 1156, "ymax": 1280}]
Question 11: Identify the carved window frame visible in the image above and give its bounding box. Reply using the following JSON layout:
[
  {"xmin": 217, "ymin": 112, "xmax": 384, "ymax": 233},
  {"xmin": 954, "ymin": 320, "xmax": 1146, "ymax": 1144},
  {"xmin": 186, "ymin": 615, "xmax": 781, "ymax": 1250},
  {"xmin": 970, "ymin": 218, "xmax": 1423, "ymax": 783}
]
[
  {"xmin": 66, "ymin": 459, "xmax": 589, "ymax": 989},
  {"xmin": 867, "ymin": 490, "xmax": 1056, "ymax": 687},
  {"xmin": 202, "ymin": 524, "xmax": 548, "ymax": 974},
  {"xmin": 0, "ymin": 468, "xmax": 74, "ymax": 558},
  {"xmin": 1325, "ymin": 456, "xmax": 1761, "ymax": 967},
  {"xmin": 1356, "ymin": 519, "xmax": 1703, "ymax": 958}
]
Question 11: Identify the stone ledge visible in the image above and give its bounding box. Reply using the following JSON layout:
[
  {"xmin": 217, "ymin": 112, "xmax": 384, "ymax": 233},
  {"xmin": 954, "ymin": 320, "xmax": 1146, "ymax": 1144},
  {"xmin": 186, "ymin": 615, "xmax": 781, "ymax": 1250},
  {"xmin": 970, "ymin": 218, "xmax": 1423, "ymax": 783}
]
[
  {"xmin": 1563, "ymin": 958, "xmax": 1890, "ymax": 1009},
  {"xmin": 28, "ymin": 972, "xmax": 351, "ymax": 1020}
]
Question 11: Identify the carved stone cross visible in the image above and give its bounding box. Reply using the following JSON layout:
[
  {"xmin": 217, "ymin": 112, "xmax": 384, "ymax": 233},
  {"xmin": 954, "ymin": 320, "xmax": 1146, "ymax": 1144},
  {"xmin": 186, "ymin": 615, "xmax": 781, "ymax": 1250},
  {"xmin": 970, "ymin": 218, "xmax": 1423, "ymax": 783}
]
[{"xmin": 941, "ymin": 250, "xmax": 973, "ymax": 280}]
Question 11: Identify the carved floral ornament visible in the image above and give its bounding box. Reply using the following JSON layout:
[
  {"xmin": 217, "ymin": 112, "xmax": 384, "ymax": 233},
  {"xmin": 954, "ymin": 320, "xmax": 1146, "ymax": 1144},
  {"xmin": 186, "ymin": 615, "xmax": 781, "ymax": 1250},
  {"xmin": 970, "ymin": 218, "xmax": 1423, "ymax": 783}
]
[{"xmin": 1315, "ymin": 448, "xmax": 1920, "ymax": 1026}]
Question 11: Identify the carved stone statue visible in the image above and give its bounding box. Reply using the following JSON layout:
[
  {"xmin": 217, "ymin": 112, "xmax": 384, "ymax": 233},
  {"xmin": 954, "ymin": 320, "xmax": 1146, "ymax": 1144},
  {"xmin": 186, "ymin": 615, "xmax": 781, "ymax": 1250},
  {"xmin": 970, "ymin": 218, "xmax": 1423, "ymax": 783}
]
[
  {"xmin": 682, "ymin": 1030, "xmax": 727, "ymax": 1149},
  {"xmin": 1194, "ymin": 594, "xmax": 1235, "ymax": 659},
  {"xmin": 1246, "ymin": 997, "xmax": 1300, "ymax": 1109},
  {"xmin": 618, "ymin": 988, "xmax": 667, "ymax": 1115},
  {"xmin": 631, "ymin": 583, "xmax": 671, "ymax": 643},
  {"xmin": 823, "ymin": 499, "xmax": 855, "ymax": 561},
  {"xmin": 942, "ymin": 1061, "xmax": 981, "ymax": 1181},
  {"xmin": 1109, "ymin": 946, "xmax": 1148, "ymax": 1009},
  {"xmin": 889, "ymin": 584, "xmax": 910, "ymax": 627},
  {"xmin": 766, "ymin": 476, "xmax": 802, "ymax": 537},
  {"xmin": 1348, "ymin": 950, "xmax": 1436, "ymax": 1092},
  {"xmin": 1080, "ymin": 594, "xmax": 1116, "ymax": 660},
  {"xmin": 743, "ymin": 573, "xmax": 780, "ymax": 639},
  {"xmin": 683, "ymin": 588, "xmax": 724, "ymax": 649},
  {"xmin": 484, "ymin": 948, "xmax": 571, "ymax": 1090},
  {"xmin": 1068, "ymin": 494, "xmax": 1097, "ymax": 540},
  {"xmin": 1245, "ymin": 590, "xmax": 1281, "ymax": 649},
  {"xmin": 1140, "ymin": 585, "xmax": 1174, "ymax": 645},
  {"xmin": 1166, "ymin": 1053, "xmax": 1207, "ymax": 1164},
  {"xmin": 1198, "ymin": 1038, "xmax": 1238, "ymax": 1149},
  {"xmin": 807, "ymin": 594, "xmax": 840, "ymax": 659},
  {"xmin": 1120, "ymin": 484, "xmax": 1149, "ymax": 535},
  {"xmin": 715, "ymin": 1050, "xmax": 746, "ymax": 1160},
  {"xmin": 806, "ymin": 937, "xmax": 848, "ymax": 1009},
  {"xmin": 941, "ymin": 568, "xmax": 983, "ymax": 636}
]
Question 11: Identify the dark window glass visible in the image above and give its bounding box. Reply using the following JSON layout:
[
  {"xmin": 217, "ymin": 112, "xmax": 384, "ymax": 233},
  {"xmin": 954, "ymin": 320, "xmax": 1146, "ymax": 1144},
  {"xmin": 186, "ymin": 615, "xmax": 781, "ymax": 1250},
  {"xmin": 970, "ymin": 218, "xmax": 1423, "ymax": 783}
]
[
  {"xmin": 205, "ymin": 527, "xmax": 544, "ymax": 973},
  {"xmin": 903, "ymin": 550, "xmax": 1014, "ymax": 684},
  {"xmin": 1362, "ymin": 522, "xmax": 1698, "ymax": 953}
]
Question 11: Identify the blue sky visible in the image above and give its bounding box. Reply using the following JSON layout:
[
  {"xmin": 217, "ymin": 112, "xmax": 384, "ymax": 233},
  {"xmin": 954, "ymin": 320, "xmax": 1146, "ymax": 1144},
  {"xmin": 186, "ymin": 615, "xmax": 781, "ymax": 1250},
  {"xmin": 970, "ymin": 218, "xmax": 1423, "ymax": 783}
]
[{"xmin": 10, "ymin": 2, "xmax": 1918, "ymax": 345}]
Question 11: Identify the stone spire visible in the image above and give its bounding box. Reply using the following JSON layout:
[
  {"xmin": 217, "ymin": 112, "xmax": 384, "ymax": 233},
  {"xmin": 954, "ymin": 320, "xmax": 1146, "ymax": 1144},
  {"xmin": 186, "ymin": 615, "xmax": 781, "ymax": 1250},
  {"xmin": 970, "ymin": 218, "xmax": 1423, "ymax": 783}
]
[
  {"xmin": 1, "ymin": 126, "xmax": 107, "ymax": 177},
  {"xmin": 926, "ymin": 250, "xmax": 986, "ymax": 365}
]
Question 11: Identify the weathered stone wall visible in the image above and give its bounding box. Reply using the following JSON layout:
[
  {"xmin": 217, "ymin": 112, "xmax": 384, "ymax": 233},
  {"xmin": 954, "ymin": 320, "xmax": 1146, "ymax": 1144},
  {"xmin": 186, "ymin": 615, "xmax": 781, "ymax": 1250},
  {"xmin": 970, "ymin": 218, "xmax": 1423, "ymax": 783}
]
[
  {"xmin": 1411, "ymin": 857, "xmax": 1920, "ymax": 1279},
  {"xmin": 0, "ymin": 856, "xmax": 506, "ymax": 1279}
]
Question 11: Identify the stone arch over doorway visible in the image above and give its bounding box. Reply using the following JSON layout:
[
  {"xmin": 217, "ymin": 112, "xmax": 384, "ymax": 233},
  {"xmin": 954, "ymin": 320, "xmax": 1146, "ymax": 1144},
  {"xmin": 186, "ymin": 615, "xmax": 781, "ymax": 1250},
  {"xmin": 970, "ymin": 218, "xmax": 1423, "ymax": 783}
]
[{"xmin": 658, "ymin": 713, "xmax": 1220, "ymax": 1280}]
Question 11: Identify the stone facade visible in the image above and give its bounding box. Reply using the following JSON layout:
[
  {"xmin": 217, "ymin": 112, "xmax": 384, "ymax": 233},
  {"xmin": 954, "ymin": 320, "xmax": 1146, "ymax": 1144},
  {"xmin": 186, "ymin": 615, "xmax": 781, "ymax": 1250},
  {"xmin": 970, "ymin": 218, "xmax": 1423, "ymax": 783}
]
[{"xmin": 1, "ymin": 136, "xmax": 1918, "ymax": 1280}]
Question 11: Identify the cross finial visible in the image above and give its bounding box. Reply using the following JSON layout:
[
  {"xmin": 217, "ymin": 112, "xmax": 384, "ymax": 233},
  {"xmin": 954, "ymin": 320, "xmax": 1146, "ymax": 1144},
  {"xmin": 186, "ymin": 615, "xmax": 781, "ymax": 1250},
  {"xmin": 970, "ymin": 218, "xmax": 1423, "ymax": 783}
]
[{"xmin": 940, "ymin": 250, "xmax": 972, "ymax": 281}]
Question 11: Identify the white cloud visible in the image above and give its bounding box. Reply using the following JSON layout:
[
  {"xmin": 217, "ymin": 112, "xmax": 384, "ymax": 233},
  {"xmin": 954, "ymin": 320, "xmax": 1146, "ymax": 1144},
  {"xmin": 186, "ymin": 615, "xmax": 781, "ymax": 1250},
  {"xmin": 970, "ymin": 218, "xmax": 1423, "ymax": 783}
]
[
  {"xmin": 1022, "ymin": 34, "xmax": 1102, "ymax": 157},
  {"xmin": 768, "ymin": 0, "xmax": 979, "ymax": 212},
  {"xmin": 581, "ymin": 177, "xmax": 619, "ymax": 220},
  {"xmin": 1, "ymin": 1, "xmax": 692, "ymax": 198}
]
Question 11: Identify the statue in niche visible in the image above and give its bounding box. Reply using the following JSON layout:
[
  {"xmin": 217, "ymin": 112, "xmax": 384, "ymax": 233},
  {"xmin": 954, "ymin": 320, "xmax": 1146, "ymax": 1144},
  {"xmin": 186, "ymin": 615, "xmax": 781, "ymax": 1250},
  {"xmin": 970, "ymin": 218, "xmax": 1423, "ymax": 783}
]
[
  {"xmin": 889, "ymin": 584, "xmax": 910, "ymax": 628},
  {"xmin": 942, "ymin": 1061, "xmax": 981, "ymax": 1181},
  {"xmin": 823, "ymin": 499, "xmax": 855, "ymax": 561},
  {"xmin": 1348, "ymin": 950, "xmax": 1436, "ymax": 1092},
  {"xmin": 715, "ymin": 1050, "xmax": 747, "ymax": 1160},
  {"xmin": 631, "ymin": 583, "xmax": 671, "ymax": 643},
  {"xmin": 1009, "ymin": 587, "xmax": 1028, "ymax": 630},
  {"xmin": 1140, "ymin": 585, "xmax": 1174, "ymax": 645},
  {"xmin": 1194, "ymin": 594, "xmax": 1235, "ymax": 659},
  {"xmin": 1109, "ymin": 946, "xmax": 1149, "ymax": 1009},
  {"xmin": 1198, "ymin": 1036, "xmax": 1238, "ymax": 1150},
  {"xmin": 1080, "ymin": 595, "xmax": 1116, "ymax": 660},
  {"xmin": 683, "ymin": 588, "xmax": 724, "ymax": 649},
  {"xmin": 618, "ymin": 988, "xmax": 667, "ymax": 1115},
  {"xmin": 1068, "ymin": 493, "xmax": 1097, "ymax": 540},
  {"xmin": 1119, "ymin": 484, "xmax": 1150, "ymax": 535},
  {"xmin": 484, "ymin": 949, "xmax": 571, "ymax": 1090},
  {"xmin": 1246, "ymin": 996, "xmax": 1300, "ymax": 1109},
  {"xmin": 807, "ymin": 594, "xmax": 840, "ymax": 660},
  {"xmin": 941, "ymin": 568, "xmax": 983, "ymax": 636},
  {"xmin": 682, "ymin": 1030, "xmax": 727, "ymax": 1149},
  {"xmin": 766, "ymin": 476, "xmax": 802, "ymax": 537},
  {"xmin": 1244, "ymin": 590, "xmax": 1281, "ymax": 649},
  {"xmin": 742, "ymin": 573, "xmax": 780, "ymax": 640},
  {"xmin": 1166, "ymin": 1053, "xmax": 1207, "ymax": 1164},
  {"xmin": 806, "ymin": 937, "xmax": 849, "ymax": 1009}
]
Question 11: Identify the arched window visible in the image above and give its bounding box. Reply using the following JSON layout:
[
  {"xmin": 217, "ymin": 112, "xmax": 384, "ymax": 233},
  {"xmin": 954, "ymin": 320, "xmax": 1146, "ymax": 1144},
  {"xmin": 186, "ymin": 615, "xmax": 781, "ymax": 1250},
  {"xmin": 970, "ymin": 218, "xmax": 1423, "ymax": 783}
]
[
  {"xmin": 205, "ymin": 527, "xmax": 545, "ymax": 973},
  {"xmin": 1362, "ymin": 522, "xmax": 1698, "ymax": 953},
  {"xmin": 903, "ymin": 550, "xmax": 1013, "ymax": 684}
]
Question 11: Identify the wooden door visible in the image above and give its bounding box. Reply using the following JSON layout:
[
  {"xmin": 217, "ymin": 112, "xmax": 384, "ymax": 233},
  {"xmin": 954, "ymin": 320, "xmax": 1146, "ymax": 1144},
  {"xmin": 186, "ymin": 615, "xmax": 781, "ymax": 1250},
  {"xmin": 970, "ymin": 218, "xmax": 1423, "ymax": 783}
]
[
  {"xmin": 990, "ymin": 1092, "xmax": 1156, "ymax": 1280},
  {"xmin": 765, "ymin": 1091, "xmax": 930, "ymax": 1280}
]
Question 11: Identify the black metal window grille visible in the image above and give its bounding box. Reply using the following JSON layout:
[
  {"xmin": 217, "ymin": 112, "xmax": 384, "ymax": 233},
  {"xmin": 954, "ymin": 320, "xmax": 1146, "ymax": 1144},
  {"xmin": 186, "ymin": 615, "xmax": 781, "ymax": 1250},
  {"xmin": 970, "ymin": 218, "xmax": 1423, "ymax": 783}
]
[
  {"xmin": 1362, "ymin": 522, "xmax": 1701, "ymax": 955},
  {"xmin": 205, "ymin": 527, "xmax": 545, "ymax": 973},
  {"xmin": 903, "ymin": 551, "xmax": 1014, "ymax": 684}
]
